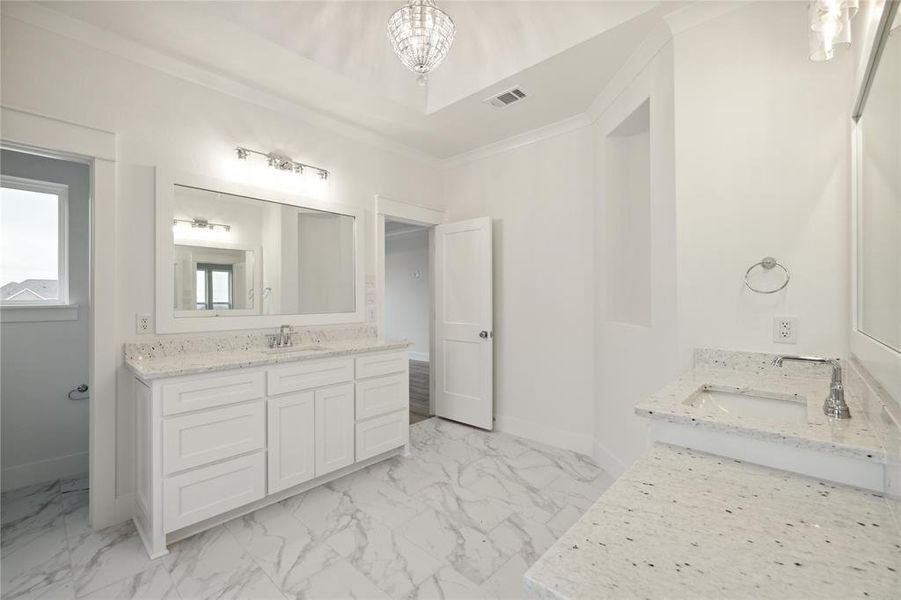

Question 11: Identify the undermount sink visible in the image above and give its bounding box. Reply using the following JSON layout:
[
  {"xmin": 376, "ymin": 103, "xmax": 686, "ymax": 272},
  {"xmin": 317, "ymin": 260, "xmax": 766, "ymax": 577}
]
[
  {"xmin": 261, "ymin": 344, "xmax": 328, "ymax": 355},
  {"xmin": 683, "ymin": 385, "xmax": 808, "ymax": 424}
]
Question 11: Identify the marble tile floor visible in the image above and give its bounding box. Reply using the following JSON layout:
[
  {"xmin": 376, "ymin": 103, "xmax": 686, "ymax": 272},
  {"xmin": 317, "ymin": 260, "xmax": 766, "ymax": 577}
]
[{"xmin": 1, "ymin": 418, "xmax": 613, "ymax": 600}]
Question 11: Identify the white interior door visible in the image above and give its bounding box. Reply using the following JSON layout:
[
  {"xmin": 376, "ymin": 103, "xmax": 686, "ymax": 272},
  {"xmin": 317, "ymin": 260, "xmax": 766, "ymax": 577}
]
[{"xmin": 434, "ymin": 217, "xmax": 493, "ymax": 430}]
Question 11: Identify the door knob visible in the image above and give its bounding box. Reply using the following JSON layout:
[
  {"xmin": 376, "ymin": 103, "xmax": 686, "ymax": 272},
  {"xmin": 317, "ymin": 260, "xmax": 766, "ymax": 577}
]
[{"xmin": 479, "ymin": 330, "xmax": 490, "ymax": 339}]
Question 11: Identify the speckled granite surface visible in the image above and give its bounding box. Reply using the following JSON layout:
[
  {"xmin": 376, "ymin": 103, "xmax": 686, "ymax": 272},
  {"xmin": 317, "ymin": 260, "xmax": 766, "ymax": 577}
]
[
  {"xmin": 525, "ymin": 444, "xmax": 901, "ymax": 600},
  {"xmin": 635, "ymin": 349, "xmax": 900, "ymax": 463},
  {"xmin": 125, "ymin": 325, "xmax": 409, "ymax": 380}
]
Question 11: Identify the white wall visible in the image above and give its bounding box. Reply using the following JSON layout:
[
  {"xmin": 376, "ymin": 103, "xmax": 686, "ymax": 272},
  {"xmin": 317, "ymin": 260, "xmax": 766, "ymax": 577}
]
[
  {"xmin": 385, "ymin": 229, "xmax": 431, "ymax": 360},
  {"xmin": 1, "ymin": 150, "xmax": 90, "ymax": 490},
  {"xmin": 0, "ymin": 13, "xmax": 443, "ymax": 500},
  {"xmin": 673, "ymin": 1, "xmax": 854, "ymax": 362},
  {"xmin": 592, "ymin": 40, "xmax": 679, "ymax": 474},
  {"xmin": 442, "ymin": 127, "xmax": 596, "ymax": 453}
]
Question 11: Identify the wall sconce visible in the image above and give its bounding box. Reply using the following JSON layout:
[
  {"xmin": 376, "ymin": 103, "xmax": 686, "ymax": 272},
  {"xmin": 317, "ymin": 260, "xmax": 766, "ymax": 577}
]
[
  {"xmin": 808, "ymin": 0, "xmax": 860, "ymax": 62},
  {"xmin": 235, "ymin": 146, "xmax": 329, "ymax": 180}
]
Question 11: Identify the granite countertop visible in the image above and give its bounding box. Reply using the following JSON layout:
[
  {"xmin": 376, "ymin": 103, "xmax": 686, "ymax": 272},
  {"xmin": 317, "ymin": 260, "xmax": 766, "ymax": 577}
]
[
  {"xmin": 125, "ymin": 339, "xmax": 411, "ymax": 380},
  {"xmin": 634, "ymin": 352, "xmax": 898, "ymax": 463},
  {"xmin": 525, "ymin": 443, "xmax": 901, "ymax": 599}
]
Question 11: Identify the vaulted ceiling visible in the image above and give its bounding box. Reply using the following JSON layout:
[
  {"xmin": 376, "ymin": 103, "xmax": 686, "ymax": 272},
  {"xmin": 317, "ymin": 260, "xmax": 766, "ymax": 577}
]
[{"xmin": 40, "ymin": 1, "xmax": 686, "ymax": 158}]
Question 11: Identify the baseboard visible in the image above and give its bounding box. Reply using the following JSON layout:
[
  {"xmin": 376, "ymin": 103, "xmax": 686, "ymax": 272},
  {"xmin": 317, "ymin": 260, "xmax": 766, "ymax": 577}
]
[
  {"xmin": 591, "ymin": 439, "xmax": 628, "ymax": 479},
  {"xmin": 408, "ymin": 350, "xmax": 429, "ymax": 362},
  {"xmin": 1, "ymin": 451, "xmax": 88, "ymax": 492},
  {"xmin": 494, "ymin": 415, "xmax": 594, "ymax": 456}
]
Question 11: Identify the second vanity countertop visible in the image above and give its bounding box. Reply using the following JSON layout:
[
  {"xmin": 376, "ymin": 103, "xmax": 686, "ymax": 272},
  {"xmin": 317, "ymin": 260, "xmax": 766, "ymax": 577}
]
[
  {"xmin": 525, "ymin": 443, "xmax": 901, "ymax": 599},
  {"xmin": 634, "ymin": 350, "xmax": 899, "ymax": 464},
  {"xmin": 125, "ymin": 338, "xmax": 411, "ymax": 380}
]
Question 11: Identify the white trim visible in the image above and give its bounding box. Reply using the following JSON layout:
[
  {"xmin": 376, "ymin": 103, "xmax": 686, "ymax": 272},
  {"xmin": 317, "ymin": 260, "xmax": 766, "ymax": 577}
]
[
  {"xmin": 1, "ymin": 451, "xmax": 89, "ymax": 492},
  {"xmin": 442, "ymin": 114, "xmax": 591, "ymax": 169},
  {"xmin": 407, "ymin": 350, "xmax": 429, "ymax": 362},
  {"xmin": 156, "ymin": 169, "xmax": 366, "ymax": 334},
  {"xmin": 0, "ymin": 174, "xmax": 70, "ymax": 306},
  {"xmin": 1, "ymin": 105, "xmax": 127, "ymax": 530},
  {"xmin": 0, "ymin": 304, "xmax": 78, "ymax": 322},
  {"xmin": 591, "ymin": 439, "xmax": 628, "ymax": 480},
  {"xmin": 0, "ymin": 2, "xmax": 438, "ymax": 168},
  {"xmin": 374, "ymin": 195, "xmax": 444, "ymax": 416},
  {"xmin": 662, "ymin": 1, "xmax": 747, "ymax": 36},
  {"xmin": 494, "ymin": 414, "xmax": 594, "ymax": 457},
  {"xmin": 849, "ymin": 118, "xmax": 901, "ymax": 402}
]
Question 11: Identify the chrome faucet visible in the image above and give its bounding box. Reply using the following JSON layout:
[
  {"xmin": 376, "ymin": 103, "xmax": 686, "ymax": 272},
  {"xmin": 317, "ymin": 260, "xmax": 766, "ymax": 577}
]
[
  {"xmin": 268, "ymin": 325, "xmax": 294, "ymax": 348},
  {"xmin": 772, "ymin": 355, "xmax": 851, "ymax": 419}
]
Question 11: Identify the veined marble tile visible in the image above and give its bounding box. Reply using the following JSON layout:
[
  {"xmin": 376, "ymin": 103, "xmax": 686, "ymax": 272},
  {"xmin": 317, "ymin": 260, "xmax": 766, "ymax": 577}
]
[
  {"xmin": 290, "ymin": 559, "xmax": 390, "ymax": 600},
  {"xmin": 64, "ymin": 508, "xmax": 155, "ymax": 597},
  {"xmin": 164, "ymin": 524, "xmax": 284, "ymax": 600},
  {"xmin": 489, "ymin": 514, "xmax": 557, "ymax": 566},
  {"xmin": 482, "ymin": 553, "xmax": 530, "ymax": 600},
  {"xmin": 0, "ymin": 521, "xmax": 71, "ymax": 600},
  {"xmin": 417, "ymin": 480, "xmax": 515, "ymax": 533},
  {"xmin": 365, "ymin": 455, "xmax": 447, "ymax": 496},
  {"xmin": 325, "ymin": 510, "xmax": 442, "ymax": 597},
  {"xmin": 281, "ymin": 482, "xmax": 362, "ymax": 540},
  {"xmin": 76, "ymin": 562, "xmax": 179, "ymax": 600},
  {"xmin": 404, "ymin": 566, "xmax": 493, "ymax": 600},
  {"xmin": 323, "ymin": 470, "xmax": 425, "ymax": 530},
  {"xmin": 1, "ymin": 480, "xmax": 62, "ymax": 559},
  {"xmin": 397, "ymin": 508, "xmax": 512, "ymax": 585}
]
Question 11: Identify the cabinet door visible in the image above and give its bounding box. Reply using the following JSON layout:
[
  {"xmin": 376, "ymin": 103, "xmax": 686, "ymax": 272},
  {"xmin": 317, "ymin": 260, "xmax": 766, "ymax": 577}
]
[
  {"xmin": 314, "ymin": 383, "xmax": 355, "ymax": 476},
  {"xmin": 268, "ymin": 392, "xmax": 315, "ymax": 494}
]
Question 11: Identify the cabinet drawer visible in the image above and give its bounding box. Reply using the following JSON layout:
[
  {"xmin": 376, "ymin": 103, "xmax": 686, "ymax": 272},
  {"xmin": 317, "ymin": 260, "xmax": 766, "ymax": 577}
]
[
  {"xmin": 355, "ymin": 410, "xmax": 408, "ymax": 462},
  {"xmin": 163, "ymin": 402, "xmax": 265, "ymax": 474},
  {"xmin": 162, "ymin": 372, "xmax": 265, "ymax": 416},
  {"xmin": 164, "ymin": 452, "xmax": 265, "ymax": 532},
  {"xmin": 267, "ymin": 358, "xmax": 353, "ymax": 396},
  {"xmin": 355, "ymin": 351, "xmax": 408, "ymax": 379},
  {"xmin": 355, "ymin": 373, "xmax": 408, "ymax": 421}
]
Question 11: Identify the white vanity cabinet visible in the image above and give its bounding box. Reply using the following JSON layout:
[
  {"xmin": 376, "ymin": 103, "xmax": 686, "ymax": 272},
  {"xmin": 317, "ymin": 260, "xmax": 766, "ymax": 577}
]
[{"xmin": 132, "ymin": 349, "xmax": 409, "ymax": 558}]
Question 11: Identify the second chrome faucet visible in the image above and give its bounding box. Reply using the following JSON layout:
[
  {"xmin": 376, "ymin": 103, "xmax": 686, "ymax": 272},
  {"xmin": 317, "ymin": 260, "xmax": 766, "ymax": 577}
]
[{"xmin": 772, "ymin": 355, "xmax": 851, "ymax": 419}]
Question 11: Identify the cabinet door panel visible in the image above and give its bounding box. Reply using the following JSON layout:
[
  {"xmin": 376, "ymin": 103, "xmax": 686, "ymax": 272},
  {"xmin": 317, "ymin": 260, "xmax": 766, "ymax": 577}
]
[
  {"xmin": 314, "ymin": 384, "xmax": 355, "ymax": 476},
  {"xmin": 355, "ymin": 410, "xmax": 408, "ymax": 462},
  {"xmin": 268, "ymin": 393, "xmax": 315, "ymax": 494},
  {"xmin": 268, "ymin": 359, "xmax": 353, "ymax": 396},
  {"xmin": 355, "ymin": 373, "xmax": 408, "ymax": 421},
  {"xmin": 163, "ymin": 402, "xmax": 264, "ymax": 474},
  {"xmin": 163, "ymin": 452, "xmax": 265, "ymax": 532}
]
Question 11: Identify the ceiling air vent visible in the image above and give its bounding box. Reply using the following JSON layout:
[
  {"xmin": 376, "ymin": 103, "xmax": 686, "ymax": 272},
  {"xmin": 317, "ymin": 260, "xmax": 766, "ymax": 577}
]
[{"xmin": 485, "ymin": 87, "xmax": 528, "ymax": 109}]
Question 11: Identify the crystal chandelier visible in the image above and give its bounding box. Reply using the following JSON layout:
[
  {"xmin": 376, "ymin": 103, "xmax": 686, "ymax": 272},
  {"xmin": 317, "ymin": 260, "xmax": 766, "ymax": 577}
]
[
  {"xmin": 807, "ymin": 0, "xmax": 859, "ymax": 62},
  {"xmin": 387, "ymin": 0, "xmax": 456, "ymax": 86}
]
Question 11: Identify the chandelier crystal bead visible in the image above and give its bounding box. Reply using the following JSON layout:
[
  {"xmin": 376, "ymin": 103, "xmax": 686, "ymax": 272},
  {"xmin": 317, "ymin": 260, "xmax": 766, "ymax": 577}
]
[{"xmin": 387, "ymin": 0, "xmax": 455, "ymax": 85}]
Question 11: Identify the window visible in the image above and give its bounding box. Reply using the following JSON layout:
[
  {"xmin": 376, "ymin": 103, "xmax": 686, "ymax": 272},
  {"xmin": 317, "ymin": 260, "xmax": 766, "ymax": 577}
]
[
  {"xmin": 195, "ymin": 263, "xmax": 233, "ymax": 310},
  {"xmin": 0, "ymin": 176, "xmax": 69, "ymax": 306}
]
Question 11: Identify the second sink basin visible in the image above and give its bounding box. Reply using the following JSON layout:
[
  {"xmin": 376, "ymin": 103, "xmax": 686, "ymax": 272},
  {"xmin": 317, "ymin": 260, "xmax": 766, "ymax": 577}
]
[{"xmin": 683, "ymin": 385, "xmax": 808, "ymax": 424}]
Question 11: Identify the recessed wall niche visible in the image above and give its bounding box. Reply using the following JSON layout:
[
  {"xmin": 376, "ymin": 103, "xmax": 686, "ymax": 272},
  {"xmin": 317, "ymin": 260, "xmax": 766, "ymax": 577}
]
[{"xmin": 605, "ymin": 99, "xmax": 651, "ymax": 326}]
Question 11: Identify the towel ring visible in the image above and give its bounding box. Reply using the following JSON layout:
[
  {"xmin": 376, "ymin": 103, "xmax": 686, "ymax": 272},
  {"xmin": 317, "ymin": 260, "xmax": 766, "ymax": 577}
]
[{"xmin": 744, "ymin": 256, "xmax": 790, "ymax": 294}]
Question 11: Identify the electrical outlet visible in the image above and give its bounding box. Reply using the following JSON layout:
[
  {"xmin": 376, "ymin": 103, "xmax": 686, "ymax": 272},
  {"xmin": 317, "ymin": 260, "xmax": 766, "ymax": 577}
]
[
  {"xmin": 773, "ymin": 316, "xmax": 797, "ymax": 344},
  {"xmin": 136, "ymin": 313, "xmax": 152, "ymax": 334},
  {"xmin": 366, "ymin": 306, "xmax": 377, "ymax": 322}
]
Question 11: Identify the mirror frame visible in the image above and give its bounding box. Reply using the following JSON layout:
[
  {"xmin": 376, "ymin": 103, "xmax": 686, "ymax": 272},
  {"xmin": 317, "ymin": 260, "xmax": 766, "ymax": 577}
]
[
  {"xmin": 849, "ymin": 0, "xmax": 901, "ymax": 401},
  {"xmin": 155, "ymin": 168, "xmax": 365, "ymax": 333}
]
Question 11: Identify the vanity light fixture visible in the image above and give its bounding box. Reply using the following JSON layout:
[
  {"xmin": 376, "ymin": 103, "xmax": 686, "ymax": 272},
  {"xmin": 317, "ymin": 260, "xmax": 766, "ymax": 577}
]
[
  {"xmin": 808, "ymin": 0, "xmax": 859, "ymax": 62},
  {"xmin": 172, "ymin": 217, "xmax": 231, "ymax": 232},
  {"xmin": 235, "ymin": 146, "xmax": 329, "ymax": 181}
]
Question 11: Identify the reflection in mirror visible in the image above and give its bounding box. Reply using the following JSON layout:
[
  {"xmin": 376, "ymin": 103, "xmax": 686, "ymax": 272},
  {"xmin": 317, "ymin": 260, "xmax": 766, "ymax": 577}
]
[
  {"xmin": 172, "ymin": 184, "xmax": 355, "ymax": 317},
  {"xmin": 858, "ymin": 11, "xmax": 900, "ymax": 352}
]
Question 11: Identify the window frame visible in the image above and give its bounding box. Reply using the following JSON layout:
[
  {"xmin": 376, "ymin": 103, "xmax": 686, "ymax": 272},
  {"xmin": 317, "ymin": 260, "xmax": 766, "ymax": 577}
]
[
  {"xmin": 195, "ymin": 262, "xmax": 234, "ymax": 311},
  {"xmin": 0, "ymin": 174, "xmax": 70, "ymax": 307}
]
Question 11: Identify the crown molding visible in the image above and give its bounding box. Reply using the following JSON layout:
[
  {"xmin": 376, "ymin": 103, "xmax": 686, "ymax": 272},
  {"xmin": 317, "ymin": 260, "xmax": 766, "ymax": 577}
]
[
  {"xmin": 441, "ymin": 112, "xmax": 591, "ymax": 169},
  {"xmin": 0, "ymin": 2, "xmax": 441, "ymax": 168},
  {"xmin": 663, "ymin": 1, "xmax": 748, "ymax": 36}
]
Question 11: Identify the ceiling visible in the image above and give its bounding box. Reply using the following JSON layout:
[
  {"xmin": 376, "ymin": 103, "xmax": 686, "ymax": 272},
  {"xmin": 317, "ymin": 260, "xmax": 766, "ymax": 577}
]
[{"xmin": 39, "ymin": 1, "xmax": 684, "ymax": 158}]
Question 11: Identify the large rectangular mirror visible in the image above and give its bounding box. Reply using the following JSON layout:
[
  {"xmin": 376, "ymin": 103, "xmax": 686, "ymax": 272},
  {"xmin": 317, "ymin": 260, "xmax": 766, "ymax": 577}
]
[
  {"xmin": 156, "ymin": 171, "xmax": 364, "ymax": 333},
  {"xmin": 856, "ymin": 7, "xmax": 900, "ymax": 353}
]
